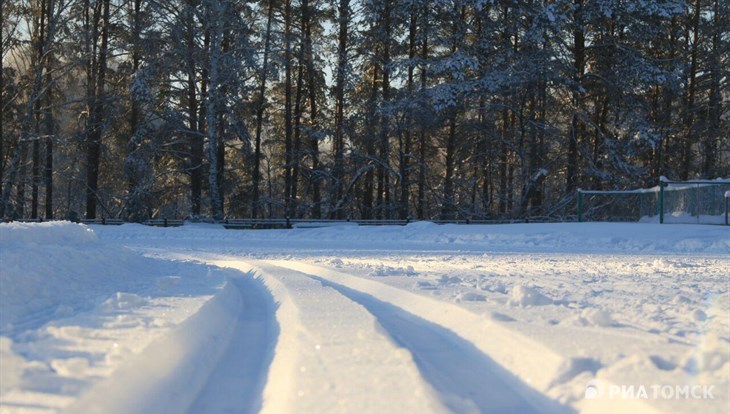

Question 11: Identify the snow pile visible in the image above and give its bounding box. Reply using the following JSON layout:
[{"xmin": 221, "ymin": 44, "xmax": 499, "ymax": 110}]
[
  {"xmin": 369, "ymin": 265, "xmax": 417, "ymax": 277},
  {"xmin": 0, "ymin": 221, "xmax": 230, "ymax": 413},
  {"xmin": 0, "ymin": 222, "xmax": 154, "ymax": 334},
  {"xmin": 579, "ymin": 308, "xmax": 614, "ymax": 327},
  {"xmin": 510, "ymin": 284, "xmax": 553, "ymax": 307},
  {"xmin": 0, "ymin": 221, "xmax": 96, "ymax": 245}
]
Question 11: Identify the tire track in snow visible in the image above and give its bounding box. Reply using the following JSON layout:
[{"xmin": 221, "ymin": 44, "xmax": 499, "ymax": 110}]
[
  {"xmin": 263, "ymin": 260, "xmax": 571, "ymax": 414},
  {"xmin": 218, "ymin": 260, "xmax": 449, "ymax": 414},
  {"xmin": 186, "ymin": 275, "xmax": 279, "ymax": 414},
  {"xmin": 307, "ymin": 274, "xmax": 569, "ymax": 414},
  {"xmin": 64, "ymin": 273, "xmax": 270, "ymax": 414}
]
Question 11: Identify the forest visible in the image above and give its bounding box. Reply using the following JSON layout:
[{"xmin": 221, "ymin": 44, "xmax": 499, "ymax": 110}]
[{"xmin": 1, "ymin": 0, "xmax": 728, "ymax": 221}]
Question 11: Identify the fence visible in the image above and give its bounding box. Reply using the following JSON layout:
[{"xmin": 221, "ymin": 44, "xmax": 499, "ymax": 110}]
[
  {"xmin": 577, "ymin": 179, "xmax": 730, "ymax": 225},
  {"xmin": 6, "ymin": 217, "xmax": 184, "ymax": 227},
  {"xmin": 3, "ymin": 217, "xmax": 557, "ymax": 229},
  {"xmin": 222, "ymin": 217, "xmax": 555, "ymax": 229}
]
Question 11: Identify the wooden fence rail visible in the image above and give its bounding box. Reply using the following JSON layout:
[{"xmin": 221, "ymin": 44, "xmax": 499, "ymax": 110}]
[{"xmin": 5, "ymin": 217, "xmax": 558, "ymax": 229}]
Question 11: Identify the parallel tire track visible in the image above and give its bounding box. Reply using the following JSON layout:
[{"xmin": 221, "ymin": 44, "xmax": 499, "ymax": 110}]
[
  {"xmin": 219, "ymin": 260, "xmax": 447, "ymax": 414},
  {"xmin": 186, "ymin": 275, "xmax": 279, "ymax": 414},
  {"xmin": 258, "ymin": 260, "xmax": 571, "ymax": 414},
  {"xmin": 253, "ymin": 264, "xmax": 569, "ymax": 413}
]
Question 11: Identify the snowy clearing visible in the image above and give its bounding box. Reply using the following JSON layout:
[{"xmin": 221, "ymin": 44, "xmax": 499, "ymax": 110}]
[{"xmin": 0, "ymin": 221, "xmax": 728, "ymax": 413}]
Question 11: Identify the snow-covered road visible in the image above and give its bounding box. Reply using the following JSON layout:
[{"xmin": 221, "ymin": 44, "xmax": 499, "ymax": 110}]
[
  {"xmin": 1, "ymin": 222, "xmax": 728, "ymax": 413},
  {"xmin": 226, "ymin": 259, "xmax": 563, "ymax": 414},
  {"xmin": 186, "ymin": 274, "xmax": 276, "ymax": 414}
]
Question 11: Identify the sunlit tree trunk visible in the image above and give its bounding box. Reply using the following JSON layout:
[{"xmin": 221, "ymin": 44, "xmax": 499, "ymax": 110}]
[
  {"xmin": 252, "ymin": 0, "xmax": 274, "ymax": 218},
  {"xmin": 331, "ymin": 0, "xmax": 349, "ymax": 219}
]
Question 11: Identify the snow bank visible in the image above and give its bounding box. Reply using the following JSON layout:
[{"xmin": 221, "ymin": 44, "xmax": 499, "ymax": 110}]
[
  {"xmin": 64, "ymin": 279, "xmax": 242, "ymax": 414},
  {"xmin": 0, "ymin": 221, "xmax": 96, "ymax": 245},
  {"xmin": 0, "ymin": 222, "xmax": 233, "ymax": 413},
  {"xmin": 0, "ymin": 222, "xmax": 152, "ymax": 335},
  {"xmin": 93, "ymin": 222, "xmax": 730, "ymax": 255}
]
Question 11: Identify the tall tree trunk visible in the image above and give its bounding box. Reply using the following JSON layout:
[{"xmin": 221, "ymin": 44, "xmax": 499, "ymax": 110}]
[
  {"xmin": 43, "ymin": 84, "xmax": 53, "ymax": 218},
  {"xmin": 283, "ymin": 0, "xmax": 293, "ymax": 216},
  {"xmin": 682, "ymin": 0, "xmax": 702, "ymax": 180},
  {"xmin": 15, "ymin": 145, "xmax": 27, "ymax": 217},
  {"xmin": 186, "ymin": 1, "xmax": 202, "ymax": 216},
  {"xmin": 499, "ymin": 4, "xmax": 514, "ymax": 217},
  {"xmin": 376, "ymin": 0, "xmax": 391, "ymax": 219},
  {"xmin": 31, "ymin": 130, "xmax": 39, "ymax": 217},
  {"xmin": 657, "ymin": 17, "xmax": 678, "ymax": 180},
  {"xmin": 332, "ymin": 0, "xmax": 349, "ymax": 219},
  {"xmin": 472, "ymin": 13, "xmax": 488, "ymax": 218},
  {"xmin": 290, "ymin": 60, "xmax": 304, "ymax": 218},
  {"xmin": 592, "ymin": 97, "xmax": 609, "ymax": 190},
  {"xmin": 703, "ymin": 0, "xmax": 721, "ymax": 178},
  {"xmin": 197, "ymin": 27, "xmax": 210, "ymax": 212},
  {"xmin": 251, "ymin": 0, "xmax": 274, "ymax": 218},
  {"xmin": 441, "ymin": 6, "xmax": 462, "ymax": 220},
  {"xmin": 32, "ymin": 0, "xmax": 48, "ymax": 219},
  {"xmin": 215, "ymin": 31, "xmax": 229, "ymax": 212},
  {"xmin": 498, "ymin": 110, "xmax": 508, "ymax": 215},
  {"xmin": 567, "ymin": 0, "xmax": 584, "ymax": 196},
  {"xmin": 301, "ymin": 0, "xmax": 320, "ymax": 218},
  {"xmin": 498, "ymin": 5, "xmax": 512, "ymax": 217},
  {"xmin": 529, "ymin": 73, "xmax": 546, "ymax": 215},
  {"xmin": 43, "ymin": 0, "xmax": 55, "ymax": 219},
  {"xmin": 441, "ymin": 114, "xmax": 456, "ymax": 219},
  {"xmin": 479, "ymin": 97, "xmax": 492, "ymax": 216},
  {"xmin": 520, "ymin": 94, "xmax": 536, "ymax": 216},
  {"xmin": 399, "ymin": 9, "xmax": 416, "ymax": 220},
  {"xmin": 205, "ymin": 2, "xmax": 223, "ymax": 219},
  {"xmin": 416, "ymin": 5, "xmax": 428, "ymax": 219},
  {"xmin": 85, "ymin": 0, "xmax": 110, "ymax": 219},
  {"xmin": 362, "ymin": 64, "xmax": 379, "ymax": 220},
  {"xmin": 125, "ymin": 0, "xmax": 145, "ymax": 220}
]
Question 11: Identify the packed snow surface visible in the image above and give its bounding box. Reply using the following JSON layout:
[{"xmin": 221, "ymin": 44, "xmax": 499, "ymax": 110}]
[{"xmin": 0, "ymin": 221, "xmax": 728, "ymax": 413}]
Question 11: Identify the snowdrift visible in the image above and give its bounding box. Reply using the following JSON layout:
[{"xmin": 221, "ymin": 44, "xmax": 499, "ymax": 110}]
[{"xmin": 94, "ymin": 221, "xmax": 730, "ymax": 254}]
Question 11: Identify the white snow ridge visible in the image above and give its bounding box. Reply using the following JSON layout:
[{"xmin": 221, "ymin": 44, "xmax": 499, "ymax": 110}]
[{"xmin": 0, "ymin": 221, "xmax": 727, "ymax": 414}]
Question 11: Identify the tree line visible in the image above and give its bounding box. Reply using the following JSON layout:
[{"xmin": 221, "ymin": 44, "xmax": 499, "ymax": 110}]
[{"xmin": 1, "ymin": 0, "xmax": 728, "ymax": 221}]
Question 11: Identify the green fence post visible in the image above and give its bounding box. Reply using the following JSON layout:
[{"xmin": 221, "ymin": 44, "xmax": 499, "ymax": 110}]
[
  {"xmin": 659, "ymin": 181, "xmax": 665, "ymax": 224},
  {"xmin": 695, "ymin": 183, "xmax": 701, "ymax": 224},
  {"xmin": 639, "ymin": 194, "xmax": 643, "ymax": 221},
  {"xmin": 577, "ymin": 190, "xmax": 583, "ymax": 222}
]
